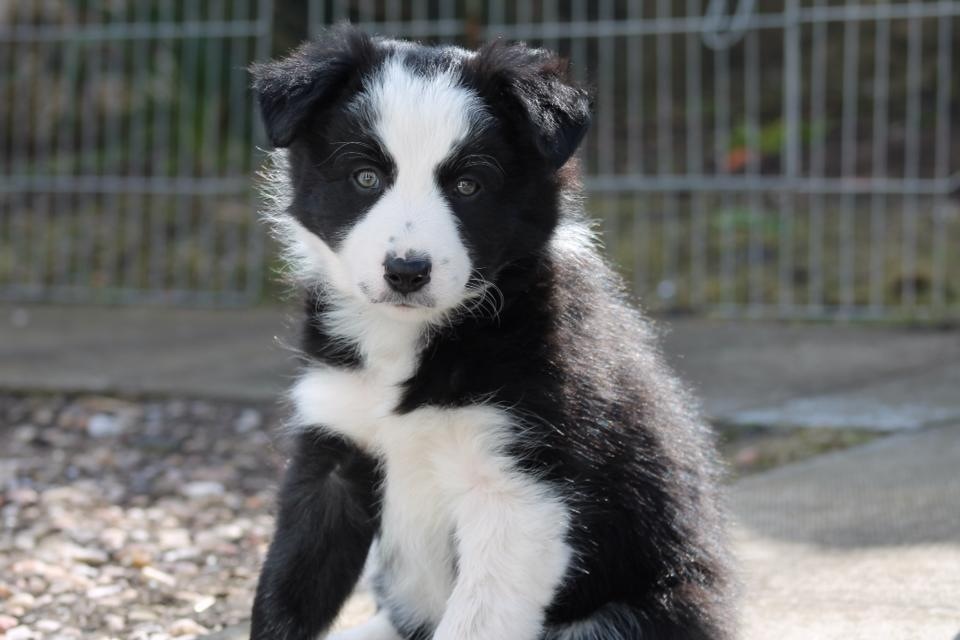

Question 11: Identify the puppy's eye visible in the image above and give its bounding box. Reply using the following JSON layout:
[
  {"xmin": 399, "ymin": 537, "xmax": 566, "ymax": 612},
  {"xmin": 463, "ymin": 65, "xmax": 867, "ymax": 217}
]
[
  {"xmin": 353, "ymin": 168, "xmax": 380, "ymax": 190},
  {"xmin": 455, "ymin": 177, "xmax": 479, "ymax": 197}
]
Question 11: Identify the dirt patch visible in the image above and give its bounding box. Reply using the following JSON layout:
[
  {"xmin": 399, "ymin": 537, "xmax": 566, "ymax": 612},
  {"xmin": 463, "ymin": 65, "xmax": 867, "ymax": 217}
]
[{"xmin": 717, "ymin": 423, "xmax": 884, "ymax": 479}]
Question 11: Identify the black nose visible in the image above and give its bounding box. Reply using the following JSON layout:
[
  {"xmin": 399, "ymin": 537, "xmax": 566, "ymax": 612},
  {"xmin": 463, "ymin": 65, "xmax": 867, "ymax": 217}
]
[{"xmin": 383, "ymin": 255, "xmax": 431, "ymax": 294}]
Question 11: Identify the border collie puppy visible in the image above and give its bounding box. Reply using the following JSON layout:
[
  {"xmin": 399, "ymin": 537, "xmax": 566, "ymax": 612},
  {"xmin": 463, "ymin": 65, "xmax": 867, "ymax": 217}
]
[{"xmin": 250, "ymin": 25, "xmax": 731, "ymax": 640}]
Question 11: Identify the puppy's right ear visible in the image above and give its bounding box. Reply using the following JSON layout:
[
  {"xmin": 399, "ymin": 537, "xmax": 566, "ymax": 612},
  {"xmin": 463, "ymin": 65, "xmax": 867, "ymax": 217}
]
[{"xmin": 250, "ymin": 24, "xmax": 377, "ymax": 148}]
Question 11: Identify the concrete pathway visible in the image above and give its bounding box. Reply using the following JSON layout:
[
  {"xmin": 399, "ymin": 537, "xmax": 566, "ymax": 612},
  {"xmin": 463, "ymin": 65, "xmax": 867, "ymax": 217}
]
[
  {"xmin": 656, "ymin": 317, "xmax": 960, "ymax": 431},
  {"xmin": 3, "ymin": 303, "xmax": 959, "ymax": 431},
  {"xmin": 0, "ymin": 304, "xmax": 295, "ymax": 401}
]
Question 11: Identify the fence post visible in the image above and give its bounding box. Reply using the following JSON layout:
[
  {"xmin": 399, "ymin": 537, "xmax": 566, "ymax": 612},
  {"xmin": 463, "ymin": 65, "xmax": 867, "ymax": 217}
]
[{"xmin": 780, "ymin": 0, "xmax": 802, "ymax": 313}]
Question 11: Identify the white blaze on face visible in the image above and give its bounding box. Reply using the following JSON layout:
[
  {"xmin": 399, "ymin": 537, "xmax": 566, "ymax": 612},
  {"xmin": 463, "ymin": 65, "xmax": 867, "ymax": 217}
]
[{"xmin": 337, "ymin": 57, "xmax": 482, "ymax": 322}]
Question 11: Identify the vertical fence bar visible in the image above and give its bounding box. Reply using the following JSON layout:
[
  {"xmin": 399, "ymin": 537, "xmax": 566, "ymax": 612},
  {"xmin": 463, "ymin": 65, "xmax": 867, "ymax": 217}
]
[
  {"xmin": 0, "ymin": 7, "xmax": 10, "ymax": 289},
  {"xmin": 626, "ymin": 1, "xmax": 647, "ymax": 299},
  {"xmin": 902, "ymin": 10, "xmax": 923, "ymax": 310},
  {"xmin": 656, "ymin": 0, "xmax": 678, "ymax": 306},
  {"xmin": 198, "ymin": 0, "xmax": 226, "ymax": 298},
  {"xmin": 438, "ymin": 0, "xmax": 455, "ymax": 41},
  {"xmin": 598, "ymin": 0, "xmax": 616, "ymax": 249},
  {"xmin": 686, "ymin": 0, "xmax": 705, "ymax": 308},
  {"xmin": 124, "ymin": 0, "xmax": 152, "ymax": 292},
  {"xmin": 11, "ymin": 0, "xmax": 33, "ymax": 291},
  {"xmin": 101, "ymin": 4, "xmax": 127, "ymax": 295},
  {"xmin": 384, "ymin": 0, "xmax": 400, "ymax": 28},
  {"xmin": 839, "ymin": 5, "xmax": 860, "ymax": 313},
  {"xmin": 516, "ymin": 0, "xmax": 533, "ymax": 43},
  {"xmin": 412, "ymin": 0, "xmax": 427, "ymax": 38},
  {"xmin": 149, "ymin": 0, "xmax": 175, "ymax": 294},
  {"xmin": 570, "ymin": 0, "xmax": 587, "ymax": 93},
  {"xmin": 359, "ymin": 0, "xmax": 375, "ymax": 25},
  {"xmin": 488, "ymin": 0, "xmax": 505, "ymax": 37},
  {"xmin": 75, "ymin": 3, "xmax": 103, "ymax": 293},
  {"xmin": 713, "ymin": 12, "xmax": 733, "ymax": 309},
  {"xmin": 31, "ymin": 0, "xmax": 65, "ymax": 295},
  {"xmin": 52, "ymin": 20, "xmax": 83, "ymax": 289},
  {"xmin": 780, "ymin": 0, "xmax": 801, "ymax": 313},
  {"xmin": 931, "ymin": 7, "xmax": 953, "ymax": 312},
  {"xmin": 745, "ymin": 26, "xmax": 762, "ymax": 313},
  {"xmin": 543, "ymin": 0, "xmax": 559, "ymax": 53},
  {"xmin": 309, "ymin": 0, "xmax": 326, "ymax": 35},
  {"xmin": 809, "ymin": 0, "xmax": 828, "ymax": 313},
  {"xmin": 173, "ymin": 1, "xmax": 203, "ymax": 298},
  {"xmin": 3, "ymin": 4, "xmax": 30, "ymax": 292},
  {"xmin": 869, "ymin": 4, "xmax": 891, "ymax": 314},
  {"xmin": 222, "ymin": 0, "xmax": 252, "ymax": 297},
  {"xmin": 246, "ymin": 0, "xmax": 274, "ymax": 302}
]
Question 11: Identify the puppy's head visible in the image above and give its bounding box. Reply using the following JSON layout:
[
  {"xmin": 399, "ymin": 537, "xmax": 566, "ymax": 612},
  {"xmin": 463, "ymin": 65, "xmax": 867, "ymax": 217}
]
[{"xmin": 253, "ymin": 25, "xmax": 590, "ymax": 323}]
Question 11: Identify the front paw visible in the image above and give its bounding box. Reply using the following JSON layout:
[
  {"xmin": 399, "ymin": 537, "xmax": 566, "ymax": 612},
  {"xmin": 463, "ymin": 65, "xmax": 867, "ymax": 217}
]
[{"xmin": 325, "ymin": 612, "xmax": 400, "ymax": 640}]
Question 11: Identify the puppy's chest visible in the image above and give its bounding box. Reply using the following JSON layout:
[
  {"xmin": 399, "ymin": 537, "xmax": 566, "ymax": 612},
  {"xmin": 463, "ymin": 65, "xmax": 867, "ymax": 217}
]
[
  {"xmin": 292, "ymin": 346, "xmax": 516, "ymax": 622},
  {"xmin": 293, "ymin": 355, "xmax": 508, "ymax": 492}
]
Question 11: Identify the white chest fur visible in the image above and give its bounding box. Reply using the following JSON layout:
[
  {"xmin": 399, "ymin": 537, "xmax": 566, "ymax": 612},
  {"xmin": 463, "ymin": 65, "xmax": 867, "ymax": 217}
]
[{"xmin": 290, "ymin": 309, "xmax": 572, "ymax": 636}]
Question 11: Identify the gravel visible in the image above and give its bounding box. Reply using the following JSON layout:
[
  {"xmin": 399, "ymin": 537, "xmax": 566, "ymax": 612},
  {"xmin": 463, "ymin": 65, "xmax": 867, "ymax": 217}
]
[{"xmin": 0, "ymin": 393, "xmax": 285, "ymax": 639}]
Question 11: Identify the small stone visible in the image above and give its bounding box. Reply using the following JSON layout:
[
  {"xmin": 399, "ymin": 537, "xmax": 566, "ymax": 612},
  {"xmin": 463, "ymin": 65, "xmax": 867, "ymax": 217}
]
[
  {"xmin": 192, "ymin": 595, "xmax": 216, "ymax": 613},
  {"xmin": 69, "ymin": 546, "xmax": 109, "ymax": 566},
  {"xmin": 190, "ymin": 401, "xmax": 215, "ymax": 419},
  {"xmin": 180, "ymin": 481, "xmax": 225, "ymax": 499},
  {"xmin": 99, "ymin": 527, "xmax": 128, "ymax": 551},
  {"xmin": 12, "ymin": 425, "xmax": 38, "ymax": 443},
  {"xmin": 35, "ymin": 619, "xmax": 61, "ymax": 632},
  {"xmin": 158, "ymin": 528, "xmax": 191, "ymax": 549},
  {"xmin": 7, "ymin": 593, "xmax": 35, "ymax": 609},
  {"xmin": 118, "ymin": 546, "xmax": 153, "ymax": 568},
  {"xmin": 26, "ymin": 576, "xmax": 47, "ymax": 596},
  {"xmin": 8, "ymin": 487, "xmax": 38, "ymax": 504},
  {"xmin": 162, "ymin": 547, "xmax": 201, "ymax": 563},
  {"xmin": 234, "ymin": 408, "xmax": 262, "ymax": 433},
  {"xmin": 0, "ymin": 615, "xmax": 19, "ymax": 632},
  {"xmin": 87, "ymin": 413, "xmax": 126, "ymax": 438},
  {"xmin": 13, "ymin": 533, "xmax": 35, "ymax": 551},
  {"xmin": 5, "ymin": 626, "xmax": 35, "ymax": 640},
  {"xmin": 169, "ymin": 618, "xmax": 209, "ymax": 636},
  {"xmin": 31, "ymin": 406, "xmax": 54, "ymax": 425},
  {"xmin": 141, "ymin": 566, "xmax": 177, "ymax": 587},
  {"xmin": 128, "ymin": 608, "xmax": 159, "ymax": 622},
  {"xmin": 104, "ymin": 614, "xmax": 125, "ymax": 632},
  {"xmin": 86, "ymin": 584, "xmax": 124, "ymax": 600}
]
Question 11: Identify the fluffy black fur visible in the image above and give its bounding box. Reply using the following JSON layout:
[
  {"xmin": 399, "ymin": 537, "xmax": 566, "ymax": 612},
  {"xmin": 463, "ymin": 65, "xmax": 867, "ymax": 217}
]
[{"xmin": 251, "ymin": 25, "xmax": 732, "ymax": 640}]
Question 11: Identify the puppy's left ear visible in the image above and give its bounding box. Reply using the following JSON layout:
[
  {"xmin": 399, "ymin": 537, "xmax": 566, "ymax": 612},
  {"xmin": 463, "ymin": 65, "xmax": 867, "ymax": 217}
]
[
  {"xmin": 250, "ymin": 24, "xmax": 377, "ymax": 148},
  {"xmin": 467, "ymin": 41, "xmax": 592, "ymax": 170}
]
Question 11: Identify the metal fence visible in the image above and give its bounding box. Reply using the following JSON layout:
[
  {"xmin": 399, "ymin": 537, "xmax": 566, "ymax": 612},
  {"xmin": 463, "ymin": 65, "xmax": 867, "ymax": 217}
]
[
  {"xmin": 0, "ymin": 0, "xmax": 273, "ymax": 306},
  {"xmin": 2, "ymin": 1, "xmax": 958, "ymax": 320},
  {"xmin": 312, "ymin": 0, "xmax": 960, "ymax": 321}
]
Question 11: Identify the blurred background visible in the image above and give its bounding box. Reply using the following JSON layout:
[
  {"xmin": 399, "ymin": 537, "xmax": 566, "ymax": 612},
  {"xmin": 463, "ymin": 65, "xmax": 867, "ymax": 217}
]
[
  {"xmin": 0, "ymin": 2, "xmax": 958, "ymax": 639},
  {"xmin": 1, "ymin": 0, "xmax": 958, "ymax": 317}
]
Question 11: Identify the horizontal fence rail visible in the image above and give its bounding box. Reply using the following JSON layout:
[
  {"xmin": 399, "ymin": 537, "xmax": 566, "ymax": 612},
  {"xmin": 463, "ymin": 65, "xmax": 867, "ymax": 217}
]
[
  {"xmin": 310, "ymin": 0, "xmax": 960, "ymax": 321},
  {"xmin": 0, "ymin": 0, "xmax": 273, "ymax": 306}
]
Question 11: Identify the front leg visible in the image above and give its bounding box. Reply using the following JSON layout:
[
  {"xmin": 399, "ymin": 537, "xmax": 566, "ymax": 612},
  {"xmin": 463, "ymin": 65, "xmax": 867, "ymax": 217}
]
[
  {"xmin": 251, "ymin": 430, "xmax": 381, "ymax": 640},
  {"xmin": 432, "ymin": 475, "xmax": 571, "ymax": 640}
]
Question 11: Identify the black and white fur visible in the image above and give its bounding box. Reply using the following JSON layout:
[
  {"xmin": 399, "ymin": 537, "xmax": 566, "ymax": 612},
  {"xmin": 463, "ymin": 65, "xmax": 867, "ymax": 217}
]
[{"xmin": 250, "ymin": 25, "xmax": 732, "ymax": 640}]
